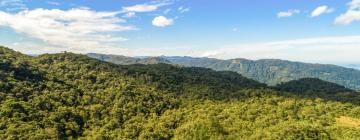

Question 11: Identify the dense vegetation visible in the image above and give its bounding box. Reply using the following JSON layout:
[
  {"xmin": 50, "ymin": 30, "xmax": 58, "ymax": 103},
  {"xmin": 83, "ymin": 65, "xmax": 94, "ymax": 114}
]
[
  {"xmin": 274, "ymin": 78, "xmax": 354, "ymax": 94},
  {"xmin": 87, "ymin": 54, "xmax": 360, "ymax": 91},
  {"xmin": 1, "ymin": 46, "xmax": 360, "ymax": 139}
]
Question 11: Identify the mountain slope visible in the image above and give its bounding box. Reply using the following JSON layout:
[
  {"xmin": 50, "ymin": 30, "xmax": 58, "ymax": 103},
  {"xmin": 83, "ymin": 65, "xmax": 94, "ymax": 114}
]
[
  {"xmin": 86, "ymin": 53, "xmax": 360, "ymax": 91},
  {"xmin": 274, "ymin": 78, "xmax": 354, "ymax": 94},
  {"xmin": 1, "ymin": 47, "xmax": 359, "ymax": 139},
  {"xmin": 164, "ymin": 57, "xmax": 360, "ymax": 91}
]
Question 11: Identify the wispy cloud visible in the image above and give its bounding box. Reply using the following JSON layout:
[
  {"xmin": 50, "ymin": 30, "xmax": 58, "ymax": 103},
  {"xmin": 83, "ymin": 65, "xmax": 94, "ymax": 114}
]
[
  {"xmin": 122, "ymin": 4, "xmax": 159, "ymax": 13},
  {"xmin": 163, "ymin": 9, "xmax": 171, "ymax": 14},
  {"xmin": 335, "ymin": 0, "xmax": 360, "ymax": 25},
  {"xmin": 122, "ymin": 1, "xmax": 171, "ymax": 13},
  {"xmin": 0, "ymin": 0, "xmax": 22, "ymax": 6},
  {"xmin": 123, "ymin": 12, "xmax": 136, "ymax": 18},
  {"xmin": 178, "ymin": 6, "xmax": 190, "ymax": 13},
  {"xmin": 311, "ymin": 5, "xmax": 334, "ymax": 17},
  {"xmin": 121, "ymin": 1, "xmax": 173, "ymax": 19},
  {"xmin": 277, "ymin": 9, "xmax": 300, "ymax": 18},
  {"xmin": 0, "ymin": 8, "xmax": 136, "ymax": 53},
  {"xmin": 47, "ymin": 1, "xmax": 60, "ymax": 6},
  {"xmin": 0, "ymin": 0, "xmax": 26, "ymax": 11}
]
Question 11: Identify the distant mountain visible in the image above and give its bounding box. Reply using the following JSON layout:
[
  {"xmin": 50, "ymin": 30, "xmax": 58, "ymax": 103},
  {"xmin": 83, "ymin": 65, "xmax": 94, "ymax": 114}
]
[
  {"xmin": 164, "ymin": 57, "xmax": 360, "ymax": 91},
  {"xmin": 87, "ymin": 53, "xmax": 171, "ymax": 65},
  {"xmin": 87, "ymin": 54, "xmax": 360, "ymax": 91},
  {"xmin": 343, "ymin": 64, "xmax": 360, "ymax": 70}
]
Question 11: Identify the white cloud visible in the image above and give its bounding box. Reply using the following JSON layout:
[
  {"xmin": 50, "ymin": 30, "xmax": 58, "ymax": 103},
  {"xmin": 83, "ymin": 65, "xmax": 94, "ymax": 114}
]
[
  {"xmin": 335, "ymin": 0, "xmax": 360, "ymax": 25},
  {"xmin": 0, "ymin": 8, "xmax": 136, "ymax": 53},
  {"xmin": 122, "ymin": 4, "xmax": 158, "ymax": 12},
  {"xmin": 232, "ymin": 28, "xmax": 238, "ymax": 32},
  {"xmin": 152, "ymin": 16, "xmax": 174, "ymax": 27},
  {"xmin": 178, "ymin": 6, "xmax": 190, "ymax": 13},
  {"xmin": 311, "ymin": 5, "xmax": 334, "ymax": 17},
  {"xmin": 277, "ymin": 9, "xmax": 300, "ymax": 18},
  {"xmin": 121, "ymin": 1, "xmax": 174, "ymax": 17},
  {"xmin": 122, "ymin": 1, "xmax": 173, "ymax": 13},
  {"xmin": 123, "ymin": 12, "xmax": 136, "ymax": 18}
]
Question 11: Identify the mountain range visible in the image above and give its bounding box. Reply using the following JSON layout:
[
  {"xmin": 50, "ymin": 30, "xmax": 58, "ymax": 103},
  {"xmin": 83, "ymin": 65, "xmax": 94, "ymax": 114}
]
[
  {"xmin": 87, "ymin": 53, "xmax": 360, "ymax": 91},
  {"xmin": 1, "ymin": 46, "xmax": 359, "ymax": 139}
]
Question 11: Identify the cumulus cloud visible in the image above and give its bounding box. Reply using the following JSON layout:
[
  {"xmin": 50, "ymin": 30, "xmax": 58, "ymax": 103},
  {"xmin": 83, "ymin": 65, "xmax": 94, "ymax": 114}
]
[
  {"xmin": 335, "ymin": 0, "xmax": 360, "ymax": 25},
  {"xmin": 277, "ymin": 9, "xmax": 300, "ymax": 18},
  {"xmin": 311, "ymin": 5, "xmax": 334, "ymax": 17},
  {"xmin": 0, "ymin": 8, "xmax": 136, "ymax": 53},
  {"xmin": 152, "ymin": 16, "xmax": 174, "ymax": 27}
]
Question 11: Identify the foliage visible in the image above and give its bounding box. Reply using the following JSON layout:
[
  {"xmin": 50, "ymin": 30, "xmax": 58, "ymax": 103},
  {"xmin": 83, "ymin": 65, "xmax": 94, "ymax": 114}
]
[
  {"xmin": 274, "ymin": 78, "xmax": 353, "ymax": 94},
  {"xmin": 1, "ymin": 46, "xmax": 359, "ymax": 139}
]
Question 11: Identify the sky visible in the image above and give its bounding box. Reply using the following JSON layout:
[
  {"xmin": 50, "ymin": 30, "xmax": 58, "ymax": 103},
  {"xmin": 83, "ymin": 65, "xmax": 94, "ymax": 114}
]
[{"xmin": 1, "ymin": 0, "xmax": 360, "ymax": 68}]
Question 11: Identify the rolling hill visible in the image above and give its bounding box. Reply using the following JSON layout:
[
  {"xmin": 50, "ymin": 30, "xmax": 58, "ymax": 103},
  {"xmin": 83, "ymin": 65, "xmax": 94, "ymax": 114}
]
[
  {"xmin": 274, "ymin": 78, "xmax": 353, "ymax": 94},
  {"xmin": 1, "ymin": 46, "xmax": 359, "ymax": 139},
  {"xmin": 86, "ymin": 54, "xmax": 360, "ymax": 91}
]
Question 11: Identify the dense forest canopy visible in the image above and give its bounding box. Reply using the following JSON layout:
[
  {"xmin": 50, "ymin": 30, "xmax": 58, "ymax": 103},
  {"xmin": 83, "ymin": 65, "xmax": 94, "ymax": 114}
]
[
  {"xmin": 87, "ymin": 53, "xmax": 360, "ymax": 91},
  {"xmin": 1, "ymin": 46, "xmax": 360, "ymax": 139}
]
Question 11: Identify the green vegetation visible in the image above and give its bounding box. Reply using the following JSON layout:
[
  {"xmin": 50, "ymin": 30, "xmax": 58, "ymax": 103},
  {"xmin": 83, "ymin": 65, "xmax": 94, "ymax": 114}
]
[
  {"xmin": 274, "ymin": 78, "xmax": 354, "ymax": 94},
  {"xmin": 1, "ymin": 46, "xmax": 360, "ymax": 139},
  {"xmin": 87, "ymin": 54, "xmax": 360, "ymax": 91}
]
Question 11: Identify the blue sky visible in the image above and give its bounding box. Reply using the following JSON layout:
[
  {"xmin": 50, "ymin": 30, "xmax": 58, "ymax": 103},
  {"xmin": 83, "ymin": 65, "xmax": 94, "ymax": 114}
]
[{"xmin": 1, "ymin": 0, "xmax": 360, "ymax": 67}]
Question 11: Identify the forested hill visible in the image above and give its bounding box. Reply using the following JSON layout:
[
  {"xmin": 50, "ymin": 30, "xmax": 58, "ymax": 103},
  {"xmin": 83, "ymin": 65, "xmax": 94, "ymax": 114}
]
[
  {"xmin": 275, "ymin": 78, "xmax": 354, "ymax": 94},
  {"xmin": 1, "ymin": 46, "xmax": 360, "ymax": 139},
  {"xmin": 166, "ymin": 57, "xmax": 360, "ymax": 91},
  {"xmin": 86, "ymin": 53, "xmax": 360, "ymax": 91}
]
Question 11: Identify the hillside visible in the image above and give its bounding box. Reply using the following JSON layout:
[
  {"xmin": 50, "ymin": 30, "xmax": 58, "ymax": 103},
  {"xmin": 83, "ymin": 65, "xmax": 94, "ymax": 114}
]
[
  {"xmin": 1, "ymin": 47, "xmax": 359, "ymax": 139},
  {"xmin": 165, "ymin": 57, "xmax": 360, "ymax": 91},
  {"xmin": 86, "ymin": 54, "xmax": 360, "ymax": 91},
  {"xmin": 274, "ymin": 78, "xmax": 354, "ymax": 94}
]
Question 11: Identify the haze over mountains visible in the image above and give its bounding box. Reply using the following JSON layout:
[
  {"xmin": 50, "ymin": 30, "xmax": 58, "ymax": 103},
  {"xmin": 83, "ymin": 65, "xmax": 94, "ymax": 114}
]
[
  {"xmin": 345, "ymin": 64, "xmax": 360, "ymax": 70},
  {"xmin": 87, "ymin": 53, "xmax": 360, "ymax": 91}
]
